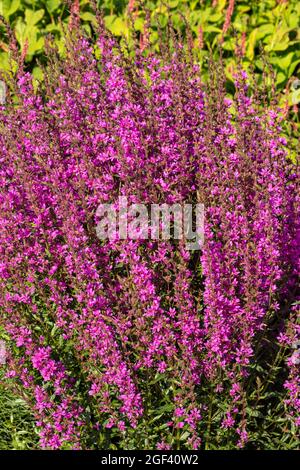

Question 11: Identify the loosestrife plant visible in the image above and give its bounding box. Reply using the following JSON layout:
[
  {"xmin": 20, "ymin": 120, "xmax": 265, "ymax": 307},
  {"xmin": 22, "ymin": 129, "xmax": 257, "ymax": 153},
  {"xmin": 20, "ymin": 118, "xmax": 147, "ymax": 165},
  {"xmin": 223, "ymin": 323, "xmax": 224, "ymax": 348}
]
[{"xmin": 0, "ymin": 16, "xmax": 299, "ymax": 450}]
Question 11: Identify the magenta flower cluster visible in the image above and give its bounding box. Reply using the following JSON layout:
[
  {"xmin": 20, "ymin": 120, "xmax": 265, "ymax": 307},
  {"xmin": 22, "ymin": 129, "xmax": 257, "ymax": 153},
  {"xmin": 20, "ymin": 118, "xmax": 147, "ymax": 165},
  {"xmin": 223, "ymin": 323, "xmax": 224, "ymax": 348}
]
[{"xmin": 0, "ymin": 25, "xmax": 299, "ymax": 449}]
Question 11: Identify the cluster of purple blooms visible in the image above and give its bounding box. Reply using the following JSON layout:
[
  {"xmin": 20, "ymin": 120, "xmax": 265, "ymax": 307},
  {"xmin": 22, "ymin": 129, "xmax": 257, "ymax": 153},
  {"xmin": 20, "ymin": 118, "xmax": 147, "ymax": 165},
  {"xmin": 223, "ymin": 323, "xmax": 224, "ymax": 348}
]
[{"xmin": 0, "ymin": 23, "xmax": 299, "ymax": 449}]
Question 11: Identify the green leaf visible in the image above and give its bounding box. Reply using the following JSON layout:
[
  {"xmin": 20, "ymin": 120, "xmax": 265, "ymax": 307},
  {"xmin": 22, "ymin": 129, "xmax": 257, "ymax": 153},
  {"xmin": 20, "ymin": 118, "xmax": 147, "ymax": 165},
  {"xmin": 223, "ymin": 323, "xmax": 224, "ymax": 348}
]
[
  {"xmin": 289, "ymin": 58, "xmax": 300, "ymax": 76},
  {"xmin": 290, "ymin": 89, "xmax": 300, "ymax": 105},
  {"xmin": 287, "ymin": 12, "xmax": 299, "ymax": 29},
  {"xmin": 0, "ymin": 52, "xmax": 10, "ymax": 71},
  {"xmin": 104, "ymin": 15, "xmax": 116, "ymax": 30},
  {"xmin": 190, "ymin": 0, "xmax": 199, "ymax": 11},
  {"xmin": 180, "ymin": 431, "xmax": 190, "ymax": 441},
  {"xmin": 247, "ymin": 29, "xmax": 258, "ymax": 61},
  {"xmin": 14, "ymin": 18, "xmax": 27, "ymax": 48},
  {"xmin": 32, "ymin": 67, "xmax": 44, "ymax": 90},
  {"xmin": 208, "ymin": 13, "xmax": 223, "ymax": 23},
  {"xmin": 25, "ymin": 9, "xmax": 45, "ymax": 29},
  {"xmin": 236, "ymin": 6, "xmax": 251, "ymax": 14},
  {"xmin": 276, "ymin": 71, "xmax": 287, "ymax": 86},
  {"xmin": 168, "ymin": 0, "xmax": 179, "ymax": 8},
  {"xmin": 108, "ymin": 17, "xmax": 126, "ymax": 37},
  {"xmin": 45, "ymin": 23, "xmax": 62, "ymax": 34},
  {"xmin": 265, "ymin": 39, "xmax": 290, "ymax": 52},
  {"xmin": 134, "ymin": 17, "xmax": 144, "ymax": 32},
  {"xmin": 257, "ymin": 23, "xmax": 275, "ymax": 37},
  {"xmin": 216, "ymin": 0, "xmax": 227, "ymax": 11},
  {"xmin": 149, "ymin": 403, "xmax": 173, "ymax": 415},
  {"xmin": 275, "ymin": 52, "xmax": 294, "ymax": 71},
  {"xmin": 204, "ymin": 25, "xmax": 222, "ymax": 33},
  {"xmin": 27, "ymin": 33, "xmax": 44, "ymax": 56}
]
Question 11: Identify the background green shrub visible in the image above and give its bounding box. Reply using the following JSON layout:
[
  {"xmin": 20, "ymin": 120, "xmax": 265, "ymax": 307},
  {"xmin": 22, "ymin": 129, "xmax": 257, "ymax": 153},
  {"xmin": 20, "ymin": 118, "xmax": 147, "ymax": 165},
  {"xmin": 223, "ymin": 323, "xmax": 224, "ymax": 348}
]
[{"xmin": 0, "ymin": 1, "xmax": 299, "ymax": 94}]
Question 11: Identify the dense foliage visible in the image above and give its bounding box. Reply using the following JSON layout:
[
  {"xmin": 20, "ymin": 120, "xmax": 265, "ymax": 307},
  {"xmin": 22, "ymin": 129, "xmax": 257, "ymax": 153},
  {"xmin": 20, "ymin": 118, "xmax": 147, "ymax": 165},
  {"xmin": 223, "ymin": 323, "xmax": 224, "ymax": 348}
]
[
  {"xmin": 0, "ymin": 384, "xmax": 37, "ymax": 449},
  {"xmin": 0, "ymin": 14, "xmax": 299, "ymax": 449}
]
